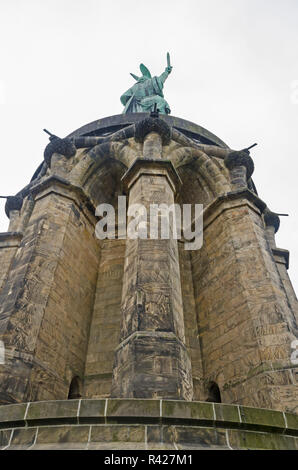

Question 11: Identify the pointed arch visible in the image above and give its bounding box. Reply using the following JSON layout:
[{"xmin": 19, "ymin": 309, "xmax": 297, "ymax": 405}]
[
  {"xmin": 68, "ymin": 376, "xmax": 82, "ymax": 399},
  {"xmin": 206, "ymin": 382, "xmax": 222, "ymax": 403},
  {"xmin": 169, "ymin": 146, "xmax": 231, "ymax": 197}
]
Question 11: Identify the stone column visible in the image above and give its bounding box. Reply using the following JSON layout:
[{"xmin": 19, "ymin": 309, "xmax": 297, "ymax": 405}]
[
  {"xmin": 0, "ymin": 233, "xmax": 23, "ymax": 293},
  {"xmin": 0, "ymin": 176, "xmax": 99, "ymax": 404},
  {"xmin": 111, "ymin": 119, "xmax": 193, "ymax": 400},
  {"xmin": 264, "ymin": 209, "xmax": 298, "ymax": 331},
  {"xmin": 84, "ymin": 238, "xmax": 126, "ymax": 399},
  {"xmin": 191, "ymin": 190, "xmax": 298, "ymax": 412},
  {"xmin": 5, "ymin": 196, "xmax": 23, "ymax": 232},
  {"xmin": 263, "ymin": 208, "xmax": 280, "ymax": 249}
]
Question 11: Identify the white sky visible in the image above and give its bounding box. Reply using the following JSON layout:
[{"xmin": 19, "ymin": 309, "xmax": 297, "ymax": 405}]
[{"xmin": 0, "ymin": 0, "xmax": 298, "ymax": 290}]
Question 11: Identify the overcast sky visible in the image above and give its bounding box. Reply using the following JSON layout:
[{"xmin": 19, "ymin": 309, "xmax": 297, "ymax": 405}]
[{"xmin": 0, "ymin": 0, "xmax": 298, "ymax": 290}]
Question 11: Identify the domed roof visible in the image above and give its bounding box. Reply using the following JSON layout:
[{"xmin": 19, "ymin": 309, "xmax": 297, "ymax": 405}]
[{"xmin": 66, "ymin": 113, "xmax": 229, "ymax": 149}]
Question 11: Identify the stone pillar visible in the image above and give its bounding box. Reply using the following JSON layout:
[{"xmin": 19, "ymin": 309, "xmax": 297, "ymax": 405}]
[
  {"xmin": 0, "ymin": 233, "xmax": 23, "ymax": 293},
  {"xmin": 263, "ymin": 208, "xmax": 280, "ymax": 249},
  {"xmin": 0, "ymin": 176, "xmax": 99, "ymax": 404},
  {"xmin": 84, "ymin": 238, "xmax": 126, "ymax": 398},
  {"xmin": 192, "ymin": 190, "xmax": 298, "ymax": 412},
  {"xmin": 264, "ymin": 209, "xmax": 298, "ymax": 331},
  {"xmin": 272, "ymin": 248, "xmax": 298, "ymax": 328},
  {"xmin": 5, "ymin": 196, "xmax": 23, "ymax": 232},
  {"xmin": 143, "ymin": 131, "xmax": 163, "ymax": 159},
  {"xmin": 178, "ymin": 243, "xmax": 204, "ymax": 401},
  {"xmin": 111, "ymin": 139, "xmax": 193, "ymax": 399}
]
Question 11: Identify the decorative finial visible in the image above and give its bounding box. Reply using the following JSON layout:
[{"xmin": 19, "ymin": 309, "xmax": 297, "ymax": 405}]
[
  {"xmin": 263, "ymin": 208, "xmax": 289, "ymax": 234},
  {"xmin": 43, "ymin": 128, "xmax": 76, "ymax": 166},
  {"xmin": 43, "ymin": 128, "xmax": 59, "ymax": 141},
  {"xmin": 0, "ymin": 196, "xmax": 24, "ymax": 218},
  {"xmin": 242, "ymin": 143, "xmax": 258, "ymax": 153}
]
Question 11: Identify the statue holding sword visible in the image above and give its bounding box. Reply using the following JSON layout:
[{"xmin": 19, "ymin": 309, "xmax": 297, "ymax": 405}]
[{"xmin": 120, "ymin": 53, "xmax": 173, "ymax": 115}]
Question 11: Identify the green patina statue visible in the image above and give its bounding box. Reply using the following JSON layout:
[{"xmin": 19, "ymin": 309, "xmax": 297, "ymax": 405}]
[{"xmin": 121, "ymin": 53, "xmax": 173, "ymax": 115}]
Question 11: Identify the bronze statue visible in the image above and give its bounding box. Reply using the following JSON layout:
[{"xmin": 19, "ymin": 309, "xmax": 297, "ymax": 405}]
[{"xmin": 121, "ymin": 53, "xmax": 172, "ymax": 115}]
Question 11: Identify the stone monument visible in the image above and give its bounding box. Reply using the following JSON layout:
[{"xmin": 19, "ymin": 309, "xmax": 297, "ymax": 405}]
[{"xmin": 0, "ymin": 56, "xmax": 297, "ymax": 450}]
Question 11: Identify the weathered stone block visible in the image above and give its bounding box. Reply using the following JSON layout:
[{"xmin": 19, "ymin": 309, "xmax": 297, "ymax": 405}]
[
  {"xmin": 88, "ymin": 442, "xmax": 146, "ymax": 450},
  {"xmin": 79, "ymin": 399, "xmax": 106, "ymax": 423},
  {"xmin": 106, "ymin": 399, "xmax": 160, "ymax": 423},
  {"xmin": 9, "ymin": 427, "xmax": 37, "ymax": 449},
  {"xmin": 163, "ymin": 425, "xmax": 228, "ymax": 449},
  {"xmin": 112, "ymin": 333, "xmax": 193, "ymax": 400},
  {"xmin": 146, "ymin": 425, "xmax": 177, "ymax": 449},
  {"xmin": 0, "ymin": 429, "xmax": 12, "ymax": 449},
  {"xmin": 162, "ymin": 400, "xmax": 214, "ymax": 423},
  {"xmin": 284, "ymin": 412, "xmax": 298, "ymax": 434},
  {"xmin": 84, "ymin": 375, "xmax": 112, "ymax": 399},
  {"xmin": 214, "ymin": 403, "xmax": 241, "ymax": 426},
  {"xmin": 227, "ymin": 429, "xmax": 298, "ymax": 450},
  {"xmin": 239, "ymin": 405, "xmax": 286, "ymax": 431},
  {"xmin": 26, "ymin": 400, "xmax": 80, "ymax": 425},
  {"xmin": 0, "ymin": 403, "xmax": 27, "ymax": 428},
  {"xmin": 36, "ymin": 425, "xmax": 90, "ymax": 445},
  {"xmin": 91, "ymin": 424, "xmax": 145, "ymax": 442},
  {"xmin": 146, "ymin": 425, "xmax": 162, "ymax": 443}
]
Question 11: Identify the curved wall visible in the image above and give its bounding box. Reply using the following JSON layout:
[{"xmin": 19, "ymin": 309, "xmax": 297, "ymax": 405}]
[{"xmin": 0, "ymin": 399, "xmax": 297, "ymax": 450}]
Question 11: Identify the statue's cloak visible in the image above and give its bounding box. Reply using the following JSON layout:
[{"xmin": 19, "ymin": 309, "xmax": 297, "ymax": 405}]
[{"xmin": 121, "ymin": 76, "xmax": 168, "ymax": 114}]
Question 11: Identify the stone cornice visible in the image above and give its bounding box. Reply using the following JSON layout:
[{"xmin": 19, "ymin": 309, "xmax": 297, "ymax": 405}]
[
  {"xmin": 0, "ymin": 232, "xmax": 23, "ymax": 249},
  {"xmin": 66, "ymin": 113, "xmax": 228, "ymax": 148},
  {"xmin": 202, "ymin": 189, "xmax": 267, "ymax": 230},
  {"xmin": 272, "ymin": 248, "xmax": 290, "ymax": 270},
  {"xmin": 114, "ymin": 331, "xmax": 188, "ymax": 355},
  {"xmin": 0, "ymin": 399, "xmax": 297, "ymax": 440},
  {"xmin": 29, "ymin": 175, "xmax": 97, "ymax": 226},
  {"xmin": 121, "ymin": 158, "xmax": 182, "ymax": 194}
]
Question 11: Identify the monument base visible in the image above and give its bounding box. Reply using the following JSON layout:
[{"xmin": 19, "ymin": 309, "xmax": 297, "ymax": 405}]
[{"xmin": 0, "ymin": 398, "xmax": 297, "ymax": 450}]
